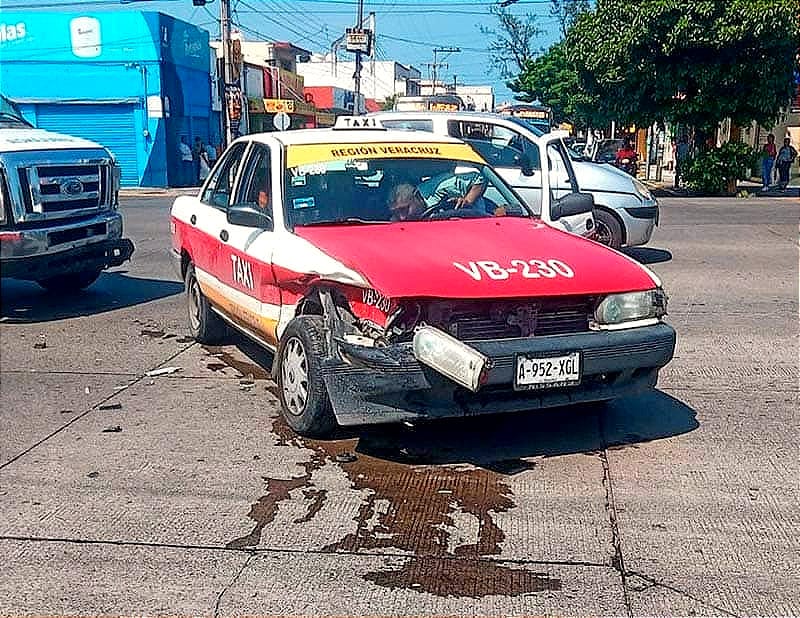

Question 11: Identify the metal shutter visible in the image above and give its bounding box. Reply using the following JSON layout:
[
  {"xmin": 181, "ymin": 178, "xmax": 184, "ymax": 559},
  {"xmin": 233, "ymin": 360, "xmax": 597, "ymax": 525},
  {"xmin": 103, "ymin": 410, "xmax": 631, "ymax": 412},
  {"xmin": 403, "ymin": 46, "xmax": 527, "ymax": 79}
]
[{"xmin": 34, "ymin": 104, "xmax": 140, "ymax": 186}]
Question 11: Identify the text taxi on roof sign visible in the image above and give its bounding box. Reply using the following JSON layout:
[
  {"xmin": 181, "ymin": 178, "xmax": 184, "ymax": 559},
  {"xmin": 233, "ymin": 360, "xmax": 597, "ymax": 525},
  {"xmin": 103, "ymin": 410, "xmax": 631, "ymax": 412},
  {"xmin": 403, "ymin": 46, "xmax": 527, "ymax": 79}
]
[{"xmin": 169, "ymin": 119, "xmax": 675, "ymax": 437}]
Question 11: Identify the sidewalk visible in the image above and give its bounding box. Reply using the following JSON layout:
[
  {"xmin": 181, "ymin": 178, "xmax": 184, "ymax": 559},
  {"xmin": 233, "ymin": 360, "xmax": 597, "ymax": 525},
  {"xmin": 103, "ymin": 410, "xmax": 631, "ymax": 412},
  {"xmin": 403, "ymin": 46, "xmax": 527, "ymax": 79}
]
[
  {"xmin": 119, "ymin": 186, "xmax": 199, "ymax": 198},
  {"xmin": 641, "ymin": 169, "xmax": 800, "ymax": 198}
]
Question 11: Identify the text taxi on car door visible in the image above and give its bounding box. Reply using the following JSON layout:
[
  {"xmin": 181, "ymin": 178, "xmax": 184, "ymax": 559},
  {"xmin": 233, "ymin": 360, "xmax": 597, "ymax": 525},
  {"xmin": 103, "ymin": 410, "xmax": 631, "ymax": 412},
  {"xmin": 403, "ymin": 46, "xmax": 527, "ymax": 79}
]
[{"xmin": 170, "ymin": 116, "xmax": 676, "ymax": 437}]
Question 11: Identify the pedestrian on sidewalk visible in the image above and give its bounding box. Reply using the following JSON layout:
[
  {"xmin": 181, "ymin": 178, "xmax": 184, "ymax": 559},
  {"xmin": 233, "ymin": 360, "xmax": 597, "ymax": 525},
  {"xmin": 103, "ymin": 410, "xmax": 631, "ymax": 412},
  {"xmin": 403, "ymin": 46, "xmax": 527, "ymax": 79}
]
[
  {"xmin": 760, "ymin": 133, "xmax": 777, "ymax": 191},
  {"xmin": 776, "ymin": 137, "xmax": 797, "ymax": 190},
  {"xmin": 178, "ymin": 136, "xmax": 193, "ymax": 188},
  {"xmin": 191, "ymin": 137, "xmax": 203, "ymax": 186},
  {"xmin": 674, "ymin": 135, "xmax": 689, "ymax": 188},
  {"xmin": 198, "ymin": 141, "xmax": 211, "ymax": 182}
]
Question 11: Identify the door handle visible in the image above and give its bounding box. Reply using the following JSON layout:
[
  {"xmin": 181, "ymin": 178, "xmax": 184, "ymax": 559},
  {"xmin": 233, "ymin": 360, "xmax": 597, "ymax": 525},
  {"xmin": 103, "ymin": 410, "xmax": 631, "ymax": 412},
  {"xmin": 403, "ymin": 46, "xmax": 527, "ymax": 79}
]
[
  {"xmin": 190, "ymin": 214, "xmax": 196, "ymax": 225},
  {"xmin": 219, "ymin": 229, "xmax": 229, "ymax": 242}
]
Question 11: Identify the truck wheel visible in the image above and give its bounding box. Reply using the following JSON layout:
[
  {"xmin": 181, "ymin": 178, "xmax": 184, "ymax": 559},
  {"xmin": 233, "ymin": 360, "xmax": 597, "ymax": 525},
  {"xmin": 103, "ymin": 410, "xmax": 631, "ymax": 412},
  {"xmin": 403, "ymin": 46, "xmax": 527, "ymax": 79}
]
[
  {"xmin": 185, "ymin": 264, "xmax": 227, "ymax": 344},
  {"xmin": 594, "ymin": 209, "xmax": 623, "ymax": 249},
  {"xmin": 37, "ymin": 268, "xmax": 102, "ymax": 292},
  {"xmin": 276, "ymin": 316, "xmax": 337, "ymax": 438}
]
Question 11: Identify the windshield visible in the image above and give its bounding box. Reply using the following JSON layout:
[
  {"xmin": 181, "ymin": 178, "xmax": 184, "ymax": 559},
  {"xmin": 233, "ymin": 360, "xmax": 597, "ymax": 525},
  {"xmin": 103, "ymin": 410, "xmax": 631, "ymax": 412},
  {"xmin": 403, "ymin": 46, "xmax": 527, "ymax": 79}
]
[
  {"xmin": 284, "ymin": 155, "xmax": 531, "ymax": 227},
  {"xmin": 0, "ymin": 95, "xmax": 32, "ymax": 128}
]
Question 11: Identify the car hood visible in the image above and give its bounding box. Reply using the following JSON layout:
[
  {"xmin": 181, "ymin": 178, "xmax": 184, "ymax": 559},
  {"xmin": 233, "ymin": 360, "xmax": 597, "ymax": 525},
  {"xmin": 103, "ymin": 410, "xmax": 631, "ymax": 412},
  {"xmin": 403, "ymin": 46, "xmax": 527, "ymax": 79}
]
[
  {"xmin": 293, "ymin": 217, "xmax": 658, "ymax": 299},
  {"xmin": 572, "ymin": 159, "xmax": 636, "ymax": 193},
  {"xmin": 0, "ymin": 128, "xmax": 105, "ymax": 153}
]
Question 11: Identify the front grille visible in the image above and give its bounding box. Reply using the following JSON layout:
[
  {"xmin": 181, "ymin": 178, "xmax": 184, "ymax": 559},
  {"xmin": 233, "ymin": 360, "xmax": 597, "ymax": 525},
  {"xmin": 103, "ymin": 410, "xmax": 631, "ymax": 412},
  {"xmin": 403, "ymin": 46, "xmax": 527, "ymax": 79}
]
[
  {"xmin": 420, "ymin": 297, "xmax": 594, "ymax": 341},
  {"xmin": 18, "ymin": 163, "xmax": 109, "ymax": 216}
]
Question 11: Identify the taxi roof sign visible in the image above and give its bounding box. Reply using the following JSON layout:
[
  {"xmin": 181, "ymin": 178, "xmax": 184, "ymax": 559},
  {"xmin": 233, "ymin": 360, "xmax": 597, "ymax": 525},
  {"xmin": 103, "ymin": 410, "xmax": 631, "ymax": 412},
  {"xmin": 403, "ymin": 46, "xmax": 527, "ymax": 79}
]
[{"xmin": 333, "ymin": 116, "xmax": 385, "ymax": 130}]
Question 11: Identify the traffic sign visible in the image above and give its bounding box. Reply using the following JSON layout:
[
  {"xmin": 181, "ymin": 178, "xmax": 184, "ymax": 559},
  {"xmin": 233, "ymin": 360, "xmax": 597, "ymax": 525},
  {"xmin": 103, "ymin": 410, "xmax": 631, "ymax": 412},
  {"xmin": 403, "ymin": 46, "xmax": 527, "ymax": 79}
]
[{"xmin": 273, "ymin": 112, "xmax": 291, "ymax": 131}]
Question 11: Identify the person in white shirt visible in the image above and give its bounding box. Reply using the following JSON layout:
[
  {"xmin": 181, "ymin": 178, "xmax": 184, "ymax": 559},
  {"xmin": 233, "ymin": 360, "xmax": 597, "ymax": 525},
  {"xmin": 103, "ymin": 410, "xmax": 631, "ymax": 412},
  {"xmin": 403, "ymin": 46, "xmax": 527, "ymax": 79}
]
[{"xmin": 178, "ymin": 136, "xmax": 193, "ymax": 187}]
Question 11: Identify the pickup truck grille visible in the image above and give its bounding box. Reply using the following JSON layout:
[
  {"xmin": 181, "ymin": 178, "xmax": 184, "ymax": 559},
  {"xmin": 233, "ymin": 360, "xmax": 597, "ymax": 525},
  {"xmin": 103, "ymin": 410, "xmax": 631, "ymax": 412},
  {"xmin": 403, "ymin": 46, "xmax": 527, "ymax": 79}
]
[
  {"xmin": 18, "ymin": 163, "xmax": 109, "ymax": 216},
  {"xmin": 421, "ymin": 297, "xmax": 594, "ymax": 341}
]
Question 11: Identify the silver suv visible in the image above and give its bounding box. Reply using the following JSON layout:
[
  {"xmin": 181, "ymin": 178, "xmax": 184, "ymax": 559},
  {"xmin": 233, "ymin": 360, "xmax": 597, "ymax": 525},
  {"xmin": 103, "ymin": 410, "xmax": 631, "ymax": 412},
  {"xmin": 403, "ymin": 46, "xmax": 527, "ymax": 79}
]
[{"xmin": 369, "ymin": 111, "xmax": 659, "ymax": 249}]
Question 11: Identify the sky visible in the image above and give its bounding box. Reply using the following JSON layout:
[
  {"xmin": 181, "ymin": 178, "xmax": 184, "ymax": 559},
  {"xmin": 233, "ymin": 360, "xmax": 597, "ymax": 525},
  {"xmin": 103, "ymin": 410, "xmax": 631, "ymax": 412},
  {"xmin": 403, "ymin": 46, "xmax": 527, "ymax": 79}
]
[{"xmin": 2, "ymin": 0, "xmax": 565, "ymax": 104}]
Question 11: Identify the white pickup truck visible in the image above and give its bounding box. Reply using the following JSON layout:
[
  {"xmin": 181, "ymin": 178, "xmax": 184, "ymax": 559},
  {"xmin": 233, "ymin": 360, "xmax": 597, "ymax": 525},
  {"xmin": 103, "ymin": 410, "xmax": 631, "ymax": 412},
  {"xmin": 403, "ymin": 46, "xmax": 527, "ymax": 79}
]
[{"xmin": 0, "ymin": 94, "xmax": 133, "ymax": 292}]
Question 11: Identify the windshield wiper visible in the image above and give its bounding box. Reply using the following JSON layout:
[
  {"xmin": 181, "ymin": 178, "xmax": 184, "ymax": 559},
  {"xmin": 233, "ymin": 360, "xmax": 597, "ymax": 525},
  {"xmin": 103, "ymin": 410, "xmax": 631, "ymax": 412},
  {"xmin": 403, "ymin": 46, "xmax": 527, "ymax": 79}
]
[{"xmin": 297, "ymin": 217, "xmax": 390, "ymax": 227}]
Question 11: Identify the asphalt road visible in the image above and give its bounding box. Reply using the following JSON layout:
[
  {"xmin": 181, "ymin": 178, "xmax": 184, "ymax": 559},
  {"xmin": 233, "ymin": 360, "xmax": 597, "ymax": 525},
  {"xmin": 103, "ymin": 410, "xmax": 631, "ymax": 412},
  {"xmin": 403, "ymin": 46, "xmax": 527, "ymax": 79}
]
[{"xmin": 1, "ymin": 196, "xmax": 798, "ymax": 616}]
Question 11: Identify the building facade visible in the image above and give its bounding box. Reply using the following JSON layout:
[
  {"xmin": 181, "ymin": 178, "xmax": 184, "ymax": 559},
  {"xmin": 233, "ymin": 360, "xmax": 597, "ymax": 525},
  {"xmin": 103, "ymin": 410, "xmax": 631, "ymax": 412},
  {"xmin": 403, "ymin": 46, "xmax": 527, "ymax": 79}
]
[
  {"xmin": 0, "ymin": 11, "xmax": 211, "ymax": 187},
  {"xmin": 298, "ymin": 55, "xmax": 421, "ymax": 104}
]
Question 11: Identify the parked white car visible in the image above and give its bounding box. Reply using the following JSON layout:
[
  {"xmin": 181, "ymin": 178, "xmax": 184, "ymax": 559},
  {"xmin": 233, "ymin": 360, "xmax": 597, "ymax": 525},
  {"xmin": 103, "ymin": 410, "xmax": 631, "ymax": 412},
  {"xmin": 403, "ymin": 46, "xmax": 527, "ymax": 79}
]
[{"xmin": 369, "ymin": 111, "xmax": 659, "ymax": 249}]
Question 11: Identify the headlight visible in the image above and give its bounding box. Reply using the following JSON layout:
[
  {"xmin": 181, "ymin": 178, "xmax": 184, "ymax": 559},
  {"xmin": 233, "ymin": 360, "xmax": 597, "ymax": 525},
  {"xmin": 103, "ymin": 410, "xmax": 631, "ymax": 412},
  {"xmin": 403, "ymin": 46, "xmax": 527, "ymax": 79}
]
[
  {"xmin": 413, "ymin": 325, "xmax": 489, "ymax": 392},
  {"xmin": 593, "ymin": 289, "xmax": 667, "ymax": 328},
  {"xmin": 632, "ymin": 177, "xmax": 654, "ymax": 202}
]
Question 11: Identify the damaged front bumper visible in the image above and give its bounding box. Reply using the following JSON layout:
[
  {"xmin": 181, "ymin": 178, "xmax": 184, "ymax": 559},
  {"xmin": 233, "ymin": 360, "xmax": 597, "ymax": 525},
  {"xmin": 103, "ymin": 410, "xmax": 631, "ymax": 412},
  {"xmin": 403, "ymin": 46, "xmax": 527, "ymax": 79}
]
[{"xmin": 322, "ymin": 323, "xmax": 676, "ymax": 426}]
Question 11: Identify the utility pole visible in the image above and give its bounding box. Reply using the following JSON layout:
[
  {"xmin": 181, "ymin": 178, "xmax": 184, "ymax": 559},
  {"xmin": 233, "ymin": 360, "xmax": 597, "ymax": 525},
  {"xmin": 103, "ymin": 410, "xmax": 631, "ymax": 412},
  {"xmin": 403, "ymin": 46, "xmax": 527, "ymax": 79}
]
[
  {"xmin": 353, "ymin": 0, "xmax": 364, "ymax": 115},
  {"xmin": 220, "ymin": 0, "xmax": 234, "ymax": 145},
  {"xmin": 429, "ymin": 47, "xmax": 459, "ymax": 96}
]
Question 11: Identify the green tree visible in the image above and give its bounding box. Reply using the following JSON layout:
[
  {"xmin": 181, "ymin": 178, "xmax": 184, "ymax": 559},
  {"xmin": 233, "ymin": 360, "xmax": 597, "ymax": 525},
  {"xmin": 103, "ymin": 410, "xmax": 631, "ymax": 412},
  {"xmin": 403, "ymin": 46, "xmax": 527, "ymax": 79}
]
[
  {"xmin": 479, "ymin": 5, "xmax": 542, "ymax": 78},
  {"xmin": 509, "ymin": 42, "xmax": 604, "ymax": 129},
  {"xmin": 549, "ymin": 0, "xmax": 590, "ymax": 39},
  {"xmin": 567, "ymin": 0, "xmax": 800, "ymax": 132}
]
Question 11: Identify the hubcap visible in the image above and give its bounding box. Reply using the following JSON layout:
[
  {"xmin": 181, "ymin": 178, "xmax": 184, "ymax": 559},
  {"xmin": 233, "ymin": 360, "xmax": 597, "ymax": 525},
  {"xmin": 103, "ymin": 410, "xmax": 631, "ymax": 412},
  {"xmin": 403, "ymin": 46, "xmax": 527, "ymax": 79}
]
[
  {"xmin": 188, "ymin": 277, "xmax": 201, "ymax": 331},
  {"xmin": 281, "ymin": 337, "xmax": 309, "ymax": 416},
  {"xmin": 595, "ymin": 221, "xmax": 612, "ymax": 246}
]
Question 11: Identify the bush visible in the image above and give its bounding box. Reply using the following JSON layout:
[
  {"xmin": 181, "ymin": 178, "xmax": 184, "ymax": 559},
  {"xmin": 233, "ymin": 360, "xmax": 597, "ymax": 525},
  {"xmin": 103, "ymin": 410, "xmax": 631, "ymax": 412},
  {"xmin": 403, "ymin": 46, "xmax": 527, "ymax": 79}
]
[{"xmin": 684, "ymin": 142, "xmax": 759, "ymax": 195}]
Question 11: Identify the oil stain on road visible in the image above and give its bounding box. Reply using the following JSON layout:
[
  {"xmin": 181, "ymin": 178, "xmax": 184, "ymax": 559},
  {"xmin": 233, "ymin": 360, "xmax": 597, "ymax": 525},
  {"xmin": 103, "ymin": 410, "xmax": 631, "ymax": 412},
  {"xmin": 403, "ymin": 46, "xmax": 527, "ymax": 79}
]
[{"xmin": 226, "ymin": 411, "xmax": 561, "ymax": 597}]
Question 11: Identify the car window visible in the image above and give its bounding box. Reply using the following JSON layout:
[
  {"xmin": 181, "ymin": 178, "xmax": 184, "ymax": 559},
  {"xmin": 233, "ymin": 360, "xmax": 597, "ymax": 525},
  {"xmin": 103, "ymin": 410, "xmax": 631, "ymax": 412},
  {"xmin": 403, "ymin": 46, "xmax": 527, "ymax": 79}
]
[
  {"xmin": 201, "ymin": 142, "xmax": 247, "ymax": 209},
  {"xmin": 236, "ymin": 144, "xmax": 272, "ymax": 216},
  {"xmin": 283, "ymin": 154, "xmax": 531, "ymax": 227},
  {"xmin": 379, "ymin": 119, "xmax": 434, "ymax": 132},
  {"xmin": 547, "ymin": 142, "xmax": 579, "ymax": 197},
  {"xmin": 449, "ymin": 121, "xmax": 540, "ymax": 170}
]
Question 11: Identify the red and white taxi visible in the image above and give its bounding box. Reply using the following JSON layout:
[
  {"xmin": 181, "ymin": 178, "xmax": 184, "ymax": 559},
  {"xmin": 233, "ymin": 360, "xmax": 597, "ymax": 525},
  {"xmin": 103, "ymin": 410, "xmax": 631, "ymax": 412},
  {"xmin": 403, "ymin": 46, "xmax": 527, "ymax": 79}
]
[{"xmin": 170, "ymin": 117, "xmax": 675, "ymax": 437}]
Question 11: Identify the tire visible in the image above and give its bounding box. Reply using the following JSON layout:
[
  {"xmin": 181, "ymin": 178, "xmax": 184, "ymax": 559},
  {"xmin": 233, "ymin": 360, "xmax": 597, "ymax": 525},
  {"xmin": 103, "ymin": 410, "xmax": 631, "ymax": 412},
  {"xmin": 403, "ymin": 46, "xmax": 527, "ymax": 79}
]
[
  {"xmin": 37, "ymin": 268, "xmax": 102, "ymax": 292},
  {"xmin": 594, "ymin": 209, "xmax": 623, "ymax": 249},
  {"xmin": 185, "ymin": 263, "xmax": 227, "ymax": 344},
  {"xmin": 276, "ymin": 315, "xmax": 337, "ymax": 438}
]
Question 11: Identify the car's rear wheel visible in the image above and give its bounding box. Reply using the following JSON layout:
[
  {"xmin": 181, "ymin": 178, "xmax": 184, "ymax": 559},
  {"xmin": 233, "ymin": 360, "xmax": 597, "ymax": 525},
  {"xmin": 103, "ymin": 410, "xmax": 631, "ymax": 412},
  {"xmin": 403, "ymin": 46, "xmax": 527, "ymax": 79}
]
[
  {"xmin": 276, "ymin": 316, "xmax": 337, "ymax": 438},
  {"xmin": 37, "ymin": 268, "xmax": 102, "ymax": 293},
  {"xmin": 594, "ymin": 209, "xmax": 623, "ymax": 249},
  {"xmin": 185, "ymin": 263, "xmax": 227, "ymax": 344}
]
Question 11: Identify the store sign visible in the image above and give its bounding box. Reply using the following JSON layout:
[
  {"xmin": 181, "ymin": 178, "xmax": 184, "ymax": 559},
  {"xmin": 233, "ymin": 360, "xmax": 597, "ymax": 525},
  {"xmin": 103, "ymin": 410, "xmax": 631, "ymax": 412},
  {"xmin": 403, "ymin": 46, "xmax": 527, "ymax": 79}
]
[
  {"xmin": 248, "ymin": 97, "xmax": 265, "ymax": 113},
  {"xmin": 0, "ymin": 22, "xmax": 27, "ymax": 44},
  {"xmin": 345, "ymin": 28, "xmax": 372, "ymax": 54},
  {"xmin": 264, "ymin": 98, "xmax": 295, "ymax": 113},
  {"xmin": 70, "ymin": 16, "xmax": 102, "ymax": 58}
]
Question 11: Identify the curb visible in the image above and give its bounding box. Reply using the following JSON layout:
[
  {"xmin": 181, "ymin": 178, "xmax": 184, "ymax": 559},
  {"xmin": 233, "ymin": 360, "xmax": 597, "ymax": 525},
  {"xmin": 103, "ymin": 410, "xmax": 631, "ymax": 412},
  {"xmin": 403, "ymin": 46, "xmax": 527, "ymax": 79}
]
[{"xmin": 119, "ymin": 188, "xmax": 198, "ymax": 198}]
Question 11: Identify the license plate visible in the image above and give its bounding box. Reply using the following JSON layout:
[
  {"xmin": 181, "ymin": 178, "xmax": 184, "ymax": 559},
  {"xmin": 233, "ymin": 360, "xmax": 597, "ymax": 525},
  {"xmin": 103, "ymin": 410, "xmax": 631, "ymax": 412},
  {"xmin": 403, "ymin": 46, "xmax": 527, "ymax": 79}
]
[{"xmin": 514, "ymin": 352, "xmax": 581, "ymax": 390}]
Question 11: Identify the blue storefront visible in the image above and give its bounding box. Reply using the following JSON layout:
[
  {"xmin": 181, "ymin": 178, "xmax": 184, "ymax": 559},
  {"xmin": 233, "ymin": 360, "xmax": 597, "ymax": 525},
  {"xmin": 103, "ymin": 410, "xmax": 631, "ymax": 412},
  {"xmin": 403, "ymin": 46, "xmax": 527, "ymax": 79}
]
[{"xmin": 0, "ymin": 11, "xmax": 213, "ymax": 187}]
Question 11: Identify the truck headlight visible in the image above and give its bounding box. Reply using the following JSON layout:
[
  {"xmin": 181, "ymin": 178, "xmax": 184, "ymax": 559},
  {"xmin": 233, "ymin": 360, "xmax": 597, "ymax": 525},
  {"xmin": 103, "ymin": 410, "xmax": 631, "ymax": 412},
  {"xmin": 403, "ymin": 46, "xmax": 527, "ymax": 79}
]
[
  {"xmin": 593, "ymin": 289, "xmax": 667, "ymax": 328},
  {"xmin": 413, "ymin": 325, "xmax": 489, "ymax": 392},
  {"xmin": 111, "ymin": 164, "xmax": 121, "ymax": 208}
]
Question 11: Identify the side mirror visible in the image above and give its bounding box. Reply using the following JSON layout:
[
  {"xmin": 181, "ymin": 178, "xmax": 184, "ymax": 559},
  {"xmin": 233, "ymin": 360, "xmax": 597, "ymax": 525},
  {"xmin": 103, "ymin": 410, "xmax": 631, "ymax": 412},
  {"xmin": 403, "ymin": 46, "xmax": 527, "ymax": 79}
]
[
  {"xmin": 227, "ymin": 203, "xmax": 273, "ymax": 229},
  {"xmin": 551, "ymin": 192, "xmax": 594, "ymax": 220},
  {"xmin": 520, "ymin": 152, "xmax": 535, "ymax": 177}
]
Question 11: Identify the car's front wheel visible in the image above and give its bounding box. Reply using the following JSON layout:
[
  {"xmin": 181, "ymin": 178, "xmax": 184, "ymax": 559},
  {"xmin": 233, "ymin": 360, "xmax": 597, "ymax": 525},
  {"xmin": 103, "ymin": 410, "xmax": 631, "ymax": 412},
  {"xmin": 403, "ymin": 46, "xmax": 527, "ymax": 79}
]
[
  {"xmin": 185, "ymin": 263, "xmax": 227, "ymax": 344},
  {"xmin": 594, "ymin": 209, "xmax": 623, "ymax": 249},
  {"xmin": 276, "ymin": 316, "xmax": 337, "ymax": 438}
]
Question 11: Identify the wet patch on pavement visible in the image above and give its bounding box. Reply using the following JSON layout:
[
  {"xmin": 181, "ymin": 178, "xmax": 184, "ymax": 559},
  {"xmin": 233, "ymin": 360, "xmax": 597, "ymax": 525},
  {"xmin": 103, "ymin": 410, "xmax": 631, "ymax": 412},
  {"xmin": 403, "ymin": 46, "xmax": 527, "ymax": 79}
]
[{"xmin": 227, "ymin": 413, "xmax": 562, "ymax": 597}]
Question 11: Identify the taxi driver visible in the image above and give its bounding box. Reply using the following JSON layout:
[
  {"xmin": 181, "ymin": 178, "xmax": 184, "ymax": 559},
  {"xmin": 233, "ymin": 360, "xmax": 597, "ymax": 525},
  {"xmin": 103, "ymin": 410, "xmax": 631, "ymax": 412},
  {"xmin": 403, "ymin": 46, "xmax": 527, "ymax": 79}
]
[{"xmin": 388, "ymin": 170, "xmax": 488, "ymax": 222}]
